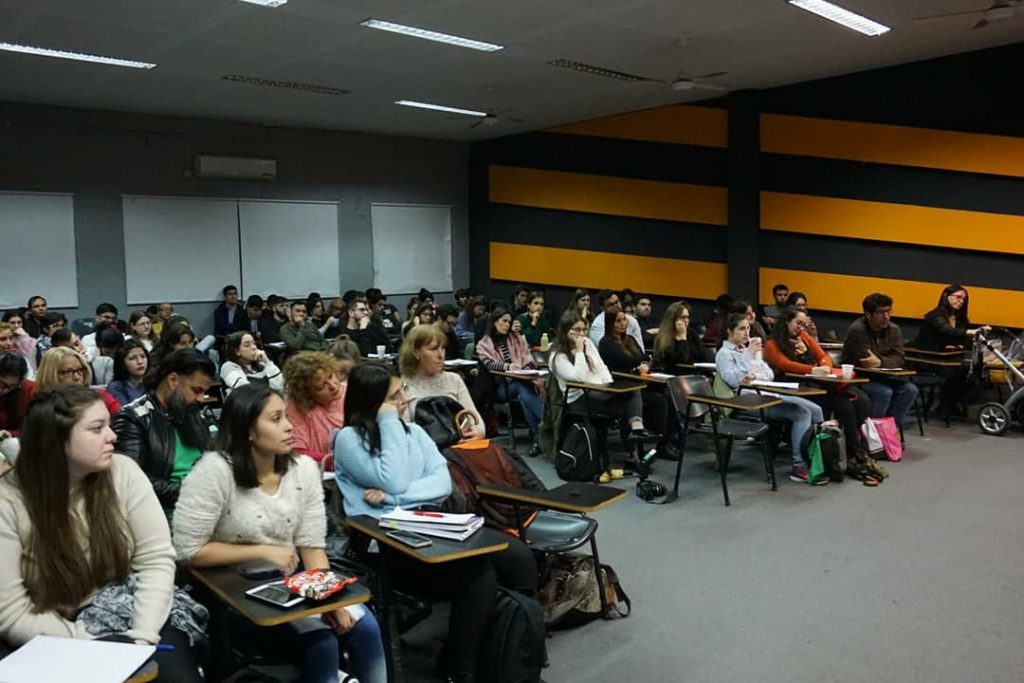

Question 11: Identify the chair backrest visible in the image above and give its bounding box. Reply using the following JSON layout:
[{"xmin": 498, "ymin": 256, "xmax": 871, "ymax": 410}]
[{"xmin": 667, "ymin": 375, "xmax": 712, "ymax": 421}]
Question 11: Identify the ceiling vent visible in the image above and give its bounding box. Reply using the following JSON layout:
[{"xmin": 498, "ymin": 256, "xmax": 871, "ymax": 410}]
[
  {"xmin": 194, "ymin": 155, "xmax": 277, "ymax": 180},
  {"xmin": 547, "ymin": 59, "xmax": 646, "ymax": 82},
  {"xmin": 221, "ymin": 74, "xmax": 351, "ymax": 96}
]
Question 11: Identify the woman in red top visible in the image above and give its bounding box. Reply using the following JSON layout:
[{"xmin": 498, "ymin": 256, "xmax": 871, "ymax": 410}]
[
  {"xmin": 0, "ymin": 353, "xmax": 34, "ymax": 437},
  {"xmin": 764, "ymin": 307, "xmax": 871, "ymax": 461}
]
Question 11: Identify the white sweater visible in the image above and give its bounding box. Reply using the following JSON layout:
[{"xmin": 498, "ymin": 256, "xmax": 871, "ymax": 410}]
[
  {"xmin": 0, "ymin": 454, "xmax": 175, "ymax": 646},
  {"xmin": 172, "ymin": 452, "xmax": 327, "ymax": 561},
  {"xmin": 219, "ymin": 360, "xmax": 284, "ymax": 396},
  {"xmin": 552, "ymin": 339, "xmax": 613, "ymax": 404}
]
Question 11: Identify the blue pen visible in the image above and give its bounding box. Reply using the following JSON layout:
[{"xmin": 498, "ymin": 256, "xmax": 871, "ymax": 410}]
[{"xmin": 155, "ymin": 644, "xmax": 175, "ymax": 652}]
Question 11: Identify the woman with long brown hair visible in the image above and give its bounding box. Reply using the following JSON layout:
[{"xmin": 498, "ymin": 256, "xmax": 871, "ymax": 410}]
[
  {"xmin": 651, "ymin": 300, "xmax": 710, "ymax": 368},
  {"xmin": 0, "ymin": 384, "xmax": 201, "ymax": 679}
]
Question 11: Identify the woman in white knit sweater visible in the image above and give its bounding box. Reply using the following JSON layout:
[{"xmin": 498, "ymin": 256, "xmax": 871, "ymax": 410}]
[
  {"xmin": 219, "ymin": 331, "xmax": 284, "ymax": 396},
  {"xmin": 173, "ymin": 383, "xmax": 385, "ymax": 683},
  {"xmin": 0, "ymin": 384, "xmax": 201, "ymax": 680}
]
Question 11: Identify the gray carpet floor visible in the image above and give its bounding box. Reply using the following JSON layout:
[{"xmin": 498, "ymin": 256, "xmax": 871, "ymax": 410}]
[{"xmin": 527, "ymin": 420, "xmax": 1024, "ymax": 683}]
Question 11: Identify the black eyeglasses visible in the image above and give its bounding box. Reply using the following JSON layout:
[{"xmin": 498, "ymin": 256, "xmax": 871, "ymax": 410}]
[{"xmin": 0, "ymin": 379, "xmax": 21, "ymax": 393}]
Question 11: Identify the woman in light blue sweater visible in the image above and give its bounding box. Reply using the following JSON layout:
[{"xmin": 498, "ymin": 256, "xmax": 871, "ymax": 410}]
[{"xmin": 334, "ymin": 362, "xmax": 537, "ymax": 683}]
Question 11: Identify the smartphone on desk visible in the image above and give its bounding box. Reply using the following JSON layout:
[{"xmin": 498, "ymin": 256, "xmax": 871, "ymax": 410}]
[
  {"xmin": 235, "ymin": 562, "xmax": 284, "ymax": 581},
  {"xmin": 386, "ymin": 529, "xmax": 433, "ymax": 548},
  {"xmin": 244, "ymin": 581, "xmax": 305, "ymax": 608}
]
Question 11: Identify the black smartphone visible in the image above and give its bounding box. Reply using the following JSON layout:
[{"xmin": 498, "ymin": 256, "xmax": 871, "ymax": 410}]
[
  {"xmin": 386, "ymin": 529, "xmax": 433, "ymax": 548},
  {"xmin": 235, "ymin": 563, "xmax": 284, "ymax": 581}
]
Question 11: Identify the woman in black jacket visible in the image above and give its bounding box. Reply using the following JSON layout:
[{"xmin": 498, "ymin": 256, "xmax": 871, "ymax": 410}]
[
  {"xmin": 913, "ymin": 284, "xmax": 989, "ymax": 417},
  {"xmin": 651, "ymin": 300, "xmax": 710, "ymax": 369}
]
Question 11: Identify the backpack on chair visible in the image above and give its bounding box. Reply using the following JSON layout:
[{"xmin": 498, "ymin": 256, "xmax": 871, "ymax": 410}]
[{"xmin": 555, "ymin": 418, "xmax": 600, "ymax": 482}]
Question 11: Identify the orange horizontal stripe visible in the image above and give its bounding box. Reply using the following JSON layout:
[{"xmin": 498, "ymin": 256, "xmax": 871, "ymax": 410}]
[
  {"xmin": 759, "ymin": 267, "xmax": 1024, "ymax": 329},
  {"xmin": 489, "ymin": 165, "xmax": 728, "ymax": 225},
  {"xmin": 490, "ymin": 242, "xmax": 727, "ymax": 302},
  {"xmin": 761, "ymin": 113, "xmax": 1024, "ymax": 178},
  {"xmin": 761, "ymin": 191, "xmax": 1024, "ymax": 256},
  {"xmin": 546, "ymin": 105, "xmax": 728, "ymax": 148}
]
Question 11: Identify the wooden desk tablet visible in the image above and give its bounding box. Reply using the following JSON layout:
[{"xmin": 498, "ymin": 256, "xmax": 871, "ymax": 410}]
[
  {"xmin": 785, "ymin": 373, "xmax": 869, "ymax": 385},
  {"xmin": 854, "ymin": 367, "xmax": 917, "ymax": 378},
  {"xmin": 906, "ymin": 356, "xmax": 965, "ymax": 368},
  {"xmin": 688, "ymin": 393, "xmax": 782, "ymax": 411},
  {"xmin": 749, "ymin": 384, "xmax": 826, "ymax": 397},
  {"xmin": 188, "ymin": 566, "xmax": 370, "ymax": 627},
  {"xmin": 489, "ymin": 368, "xmax": 550, "ymax": 380},
  {"xmin": 345, "ymin": 515, "xmax": 508, "ymax": 564},
  {"xmin": 477, "ymin": 482, "xmax": 627, "ymax": 514},
  {"xmin": 817, "ymin": 342, "xmax": 844, "ymax": 350},
  {"xmin": 904, "ymin": 346, "xmax": 966, "ymax": 358},
  {"xmin": 565, "ymin": 379, "xmax": 645, "ymax": 394},
  {"xmin": 611, "ymin": 370, "xmax": 671, "ymax": 385}
]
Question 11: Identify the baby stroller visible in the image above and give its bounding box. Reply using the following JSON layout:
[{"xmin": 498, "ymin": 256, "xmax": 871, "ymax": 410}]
[{"xmin": 974, "ymin": 329, "xmax": 1024, "ymax": 436}]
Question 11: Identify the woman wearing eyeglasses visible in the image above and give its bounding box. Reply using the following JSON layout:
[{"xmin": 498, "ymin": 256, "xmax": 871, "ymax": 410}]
[
  {"xmin": 913, "ymin": 284, "xmax": 990, "ymax": 418},
  {"xmin": 32, "ymin": 347, "xmax": 121, "ymax": 416},
  {"xmin": 651, "ymin": 301, "xmax": 710, "ymax": 369}
]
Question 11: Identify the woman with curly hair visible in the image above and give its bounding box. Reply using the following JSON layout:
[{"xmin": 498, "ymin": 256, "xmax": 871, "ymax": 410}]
[{"xmin": 283, "ymin": 352, "xmax": 345, "ymax": 464}]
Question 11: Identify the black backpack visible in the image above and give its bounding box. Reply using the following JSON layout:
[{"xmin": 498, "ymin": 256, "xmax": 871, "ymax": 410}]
[
  {"xmin": 414, "ymin": 395, "xmax": 465, "ymax": 449},
  {"xmin": 556, "ymin": 419, "xmax": 600, "ymax": 482},
  {"xmin": 477, "ymin": 588, "xmax": 547, "ymax": 683}
]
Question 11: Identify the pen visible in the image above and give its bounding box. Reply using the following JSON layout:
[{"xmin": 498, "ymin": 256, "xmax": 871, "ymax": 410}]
[
  {"xmin": 413, "ymin": 511, "xmax": 444, "ymax": 518},
  {"xmin": 155, "ymin": 644, "xmax": 176, "ymax": 651}
]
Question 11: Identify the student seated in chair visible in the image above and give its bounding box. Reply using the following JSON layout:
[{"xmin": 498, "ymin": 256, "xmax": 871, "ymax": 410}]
[
  {"xmin": 0, "ymin": 385, "xmax": 202, "ymax": 681},
  {"xmin": 0, "ymin": 353, "xmax": 34, "ymax": 438},
  {"xmin": 280, "ymin": 301, "xmax": 329, "ymax": 353},
  {"xmin": 80, "ymin": 303, "xmax": 122, "ymax": 361},
  {"xmin": 34, "ymin": 312, "xmax": 66, "ymax": 362},
  {"xmin": 841, "ymin": 293, "xmax": 919, "ymax": 433},
  {"xmin": 173, "ymin": 384, "xmax": 386, "ymax": 683},
  {"xmin": 588, "ymin": 290, "xmax": 644, "ymax": 350},
  {"xmin": 213, "ymin": 284, "xmax": 243, "ymax": 338},
  {"xmin": 475, "ymin": 308, "xmax": 544, "ymax": 454},
  {"xmin": 344, "ymin": 298, "xmax": 390, "ymax": 356},
  {"xmin": 259, "ymin": 295, "xmax": 290, "ymax": 347},
  {"xmin": 515, "ymin": 291, "xmax": 555, "ymax": 349},
  {"xmin": 106, "ymin": 339, "xmax": 148, "ymax": 406},
  {"xmin": 435, "ymin": 304, "xmax": 463, "ymax": 360},
  {"xmin": 220, "ymin": 331, "xmax": 283, "ymax": 396},
  {"xmin": 400, "ymin": 325, "xmax": 484, "ymax": 441},
  {"xmin": 334, "ymin": 363, "xmax": 536, "ymax": 683},
  {"xmin": 22, "ymin": 295, "xmax": 48, "ymax": 339},
  {"xmin": 1, "ymin": 313, "xmax": 38, "ymax": 380},
  {"xmin": 282, "ymin": 352, "xmax": 346, "ymax": 464},
  {"xmin": 716, "ymin": 313, "xmax": 824, "ymax": 484},
  {"xmin": 651, "ymin": 300, "xmax": 710, "ymax": 368},
  {"xmin": 33, "ymin": 347, "xmax": 121, "ymax": 417},
  {"xmin": 112, "ymin": 350, "xmax": 218, "ymax": 518},
  {"xmin": 127, "ymin": 310, "xmax": 159, "ymax": 352},
  {"xmin": 551, "ymin": 312, "xmax": 654, "ymax": 482}
]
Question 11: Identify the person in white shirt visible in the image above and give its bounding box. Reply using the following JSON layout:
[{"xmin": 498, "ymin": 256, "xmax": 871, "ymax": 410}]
[
  {"xmin": 551, "ymin": 312, "xmax": 655, "ymax": 481},
  {"xmin": 219, "ymin": 331, "xmax": 283, "ymax": 395},
  {"xmin": 80, "ymin": 303, "xmax": 122, "ymax": 361},
  {"xmin": 715, "ymin": 313, "xmax": 824, "ymax": 484},
  {"xmin": 587, "ymin": 290, "xmax": 644, "ymax": 350}
]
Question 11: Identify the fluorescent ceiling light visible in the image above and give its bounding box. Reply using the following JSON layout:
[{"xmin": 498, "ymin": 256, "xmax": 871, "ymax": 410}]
[
  {"xmin": 0, "ymin": 42, "xmax": 156, "ymax": 69},
  {"xmin": 395, "ymin": 100, "xmax": 488, "ymax": 117},
  {"xmin": 361, "ymin": 19, "xmax": 503, "ymax": 51},
  {"xmin": 548, "ymin": 58, "xmax": 645, "ymax": 82},
  {"xmin": 788, "ymin": 0, "xmax": 891, "ymax": 36},
  {"xmin": 238, "ymin": 0, "xmax": 287, "ymax": 6}
]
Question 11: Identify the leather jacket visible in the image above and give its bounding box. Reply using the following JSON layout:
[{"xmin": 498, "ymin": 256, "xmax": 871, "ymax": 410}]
[{"xmin": 112, "ymin": 392, "xmax": 217, "ymax": 515}]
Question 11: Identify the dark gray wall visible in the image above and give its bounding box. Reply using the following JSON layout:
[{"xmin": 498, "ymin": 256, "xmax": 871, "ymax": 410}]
[{"xmin": 0, "ymin": 102, "xmax": 470, "ymax": 336}]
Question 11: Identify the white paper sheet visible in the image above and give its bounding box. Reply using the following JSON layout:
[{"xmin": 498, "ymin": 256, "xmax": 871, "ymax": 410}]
[{"xmin": 0, "ymin": 635, "xmax": 155, "ymax": 683}]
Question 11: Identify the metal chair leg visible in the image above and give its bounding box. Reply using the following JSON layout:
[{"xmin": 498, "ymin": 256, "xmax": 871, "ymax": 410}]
[
  {"xmin": 761, "ymin": 435, "xmax": 777, "ymax": 491},
  {"xmin": 667, "ymin": 412, "xmax": 690, "ymax": 503},
  {"xmin": 708, "ymin": 413, "xmax": 729, "ymax": 506},
  {"xmin": 589, "ymin": 534, "xmax": 612, "ymax": 618}
]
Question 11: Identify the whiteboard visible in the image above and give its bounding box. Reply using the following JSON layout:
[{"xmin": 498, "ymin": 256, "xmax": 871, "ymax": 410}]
[
  {"xmin": 123, "ymin": 196, "xmax": 241, "ymax": 304},
  {"xmin": 0, "ymin": 192, "xmax": 79, "ymax": 309},
  {"xmin": 371, "ymin": 203, "xmax": 452, "ymax": 295},
  {"xmin": 239, "ymin": 200, "xmax": 340, "ymax": 299}
]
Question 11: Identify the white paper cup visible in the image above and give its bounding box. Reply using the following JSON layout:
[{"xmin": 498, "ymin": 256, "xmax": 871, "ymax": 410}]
[
  {"xmin": 376, "ymin": 345, "xmax": 387, "ymax": 357},
  {"xmin": 841, "ymin": 364, "xmax": 854, "ymax": 379},
  {"xmin": 0, "ymin": 437, "xmax": 21, "ymax": 465}
]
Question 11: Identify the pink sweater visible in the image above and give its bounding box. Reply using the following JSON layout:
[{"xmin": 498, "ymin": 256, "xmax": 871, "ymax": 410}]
[{"xmin": 285, "ymin": 384, "xmax": 346, "ymax": 467}]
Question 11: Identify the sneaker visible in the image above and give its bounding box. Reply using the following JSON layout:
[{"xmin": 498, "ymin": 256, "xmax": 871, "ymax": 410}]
[
  {"xmin": 789, "ymin": 465, "xmax": 809, "ymax": 483},
  {"xmin": 597, "ymin": 468, "xmax": 625, "ymax": 483}
]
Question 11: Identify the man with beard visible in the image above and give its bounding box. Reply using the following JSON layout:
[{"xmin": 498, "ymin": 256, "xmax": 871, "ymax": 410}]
[{"xmin": 113, "ymin": 349, "xmax": 217, "ymax": 518}]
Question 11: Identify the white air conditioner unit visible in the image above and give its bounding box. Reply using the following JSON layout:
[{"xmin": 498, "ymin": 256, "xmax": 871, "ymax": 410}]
[{"xmin": 194, "ymin": 155, "xmax": 277, "ymax": 180}]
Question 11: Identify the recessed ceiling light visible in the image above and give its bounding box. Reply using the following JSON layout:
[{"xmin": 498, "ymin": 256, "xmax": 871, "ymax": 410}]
[
  {"xmin": 0, "ymin": 42, "xmax": 156, "ymax": 69},
  {"xmin": 395, "ymin": 100, "xmax": 488, "ymax": 117},
  {"xmin": 547, "ymin": 59, "xmax": 646, "ymax": 82},
  {"xmin": 238, "ymin": 0, "xmax": 287, "ymax": 6},
  {"xmin": 361, "ymin": 19, "xmax": 503, "ymax": 52},
  {"xmin": 788, "ymin": 0, "xmax": 891, "ymax": 36}
]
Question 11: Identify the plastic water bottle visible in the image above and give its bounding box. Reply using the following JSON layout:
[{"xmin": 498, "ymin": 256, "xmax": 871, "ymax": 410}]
[{"xmin": 540, "ymin": 332, "xmax": 549, "ymax": 351}]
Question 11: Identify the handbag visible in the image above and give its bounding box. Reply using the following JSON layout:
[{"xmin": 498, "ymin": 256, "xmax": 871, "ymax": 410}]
[
  {"xmin": 867, "ymin": 416, "xmax": 902, "ymax": 461},
  {"xmin": 414, "ymin": 396, "xmax": 477, "ymax": 449}
]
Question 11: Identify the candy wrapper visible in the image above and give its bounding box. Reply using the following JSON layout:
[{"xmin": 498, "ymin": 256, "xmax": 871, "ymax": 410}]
[{"xmin": 283, "ymin": 569, "xmax": 357, "ymax": 601}]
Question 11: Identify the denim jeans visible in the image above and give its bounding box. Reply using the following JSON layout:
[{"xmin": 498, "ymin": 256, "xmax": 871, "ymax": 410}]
[
  {"xmin": 860, "ymin": 379, "xmax": 919, "ymax": 430},
  {"xmin": 255, "ymin": 611, "xmax": 386, "ymax": 683},
  {"xmin": 498, "ymin": 380, "xmax": 543, "ymax": 438},
  {"xmin": 764, "ymin": 394, "xmax": 824, "ymax": 466}
]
